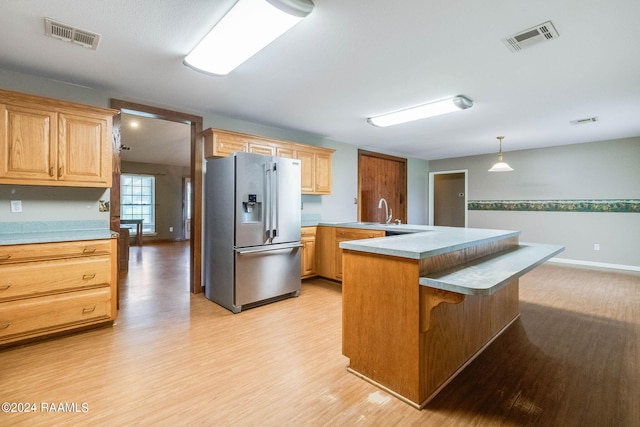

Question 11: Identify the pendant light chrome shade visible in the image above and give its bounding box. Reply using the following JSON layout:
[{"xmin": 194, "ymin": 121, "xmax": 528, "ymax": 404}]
[{"xmin": 489, "ymin": 136, "xmax": 513, "ymax": 172}]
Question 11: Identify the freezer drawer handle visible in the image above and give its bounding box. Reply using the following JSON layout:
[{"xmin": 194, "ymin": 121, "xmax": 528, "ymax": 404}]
[{"xmin": 237, "ymin": 244, "xmax": 303, "ymax": 255}]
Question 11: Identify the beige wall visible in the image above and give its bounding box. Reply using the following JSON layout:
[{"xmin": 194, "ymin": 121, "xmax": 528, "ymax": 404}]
[
  {"xmin": 0, "ymin": 67, "xmax": 430, "ymax": 226},
  {"xmin": 429, "ymin": 137, "xmax": 640, "ymax": 268}
]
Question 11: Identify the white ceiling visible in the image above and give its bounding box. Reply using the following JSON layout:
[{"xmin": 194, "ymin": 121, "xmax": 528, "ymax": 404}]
[
  {"xmin": 1, "ymin": 0, "xmax": 639, "ymax": 167},
  {"xmin": 120, "ymin": 114, "xmax": 191, "ymax": 167}
]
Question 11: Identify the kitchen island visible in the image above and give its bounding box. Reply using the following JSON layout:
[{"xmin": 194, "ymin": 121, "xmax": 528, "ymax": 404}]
[{"xmin": 338, "ymin": 224, "xmax": 563, "ymax": 408}]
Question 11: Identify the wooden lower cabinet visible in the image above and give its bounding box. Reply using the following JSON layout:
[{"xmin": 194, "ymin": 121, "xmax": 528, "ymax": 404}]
[
  {"xmin": 0, "ymin": 238, "xmax": 117, "ymax": 346},
  {"xmin": 301, "ymin": 226, "xmax": 317, "ymax": 278},
  {"xmin": 316, "ymin": 226, "xmax": 385, "ymax": 281}
]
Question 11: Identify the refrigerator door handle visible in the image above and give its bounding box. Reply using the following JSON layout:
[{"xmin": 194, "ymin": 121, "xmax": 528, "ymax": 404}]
[
  {"xmin": 272, "ymin": 162, "xmax": 279, "ymax": 238},
  {"xmin": 236, "ymin": 243, "xmax": 303, "ymax": 255},
  {"xmin": 264, "ymin": 164, "xmax": 272, "ymax": 242}
]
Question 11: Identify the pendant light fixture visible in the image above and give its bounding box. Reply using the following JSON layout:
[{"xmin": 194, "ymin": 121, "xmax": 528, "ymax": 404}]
[
  {"xmin": 488, "ymin": 136, "xmax": 513, "ymax": 172},
  {"xmin": 184, "ymin": 0, "xmax": 314, "ymax": 76}
]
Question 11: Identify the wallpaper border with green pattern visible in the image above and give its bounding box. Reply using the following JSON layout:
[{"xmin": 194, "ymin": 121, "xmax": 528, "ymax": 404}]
[{"xmin": 468, "ymin": 199, "xmax": 640, "ymax": 213}]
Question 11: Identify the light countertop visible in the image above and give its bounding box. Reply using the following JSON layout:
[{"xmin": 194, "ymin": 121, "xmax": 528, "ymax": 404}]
[
  {"xmin": 333, "ymin": 222, "xmax": 520, "ymax": 260},
  {"xmin": 0, "ymin": 220, "xmax": 114, "ymax": 245},
  {"xmin": 420, "ymin": 243, "xmax": 564, "ymax": 295},
  {"xmin": 331, "ymin": 221, "xmax": 563, "ymax": 296}
]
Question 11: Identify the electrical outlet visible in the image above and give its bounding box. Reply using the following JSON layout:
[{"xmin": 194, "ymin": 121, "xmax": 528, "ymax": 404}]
[
  {"xmin": 99, "ymin": 200, "xmax": 110, "ymax": 212},
  {"xmin": 169, "ymin": 227, "xmax": 174, "ymax": 232},
  {"xmin": 593, "ymin": 243, "xmax": 600, "ymax": 251},
  {"xmin": 10, "ymin": 200, "xmax": 22, "ymax": 213}
]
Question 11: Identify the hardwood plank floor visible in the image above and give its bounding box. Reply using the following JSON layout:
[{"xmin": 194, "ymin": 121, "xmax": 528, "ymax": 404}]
[{"xmin": 1, "ymin": 241, "xmax": 638, "ymax": 426}]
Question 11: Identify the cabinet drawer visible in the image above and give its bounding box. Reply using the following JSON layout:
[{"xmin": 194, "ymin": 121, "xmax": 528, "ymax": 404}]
[
  {"xmin": 0, "ymin": 287, "xmax": 111, "ymax": 339},
  {"xmin": 301, "ymin": 226, "xmax": 317, "ymax": 237},
  {"xmin": 0, "ymin": 256, "xmax": 111, "ymax": 301},
  {"xmin": 335, "ymin": 228, "xmax": 385, "ymax": 240},
  {"xmin": 0, "ymin": 239, "xmax": 111, "ymax": 264}
]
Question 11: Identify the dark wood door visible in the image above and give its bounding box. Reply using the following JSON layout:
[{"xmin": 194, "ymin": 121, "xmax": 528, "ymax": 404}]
[{"xmin": 358, "ymin": 150, "xmax": 407, "ymax": 223}]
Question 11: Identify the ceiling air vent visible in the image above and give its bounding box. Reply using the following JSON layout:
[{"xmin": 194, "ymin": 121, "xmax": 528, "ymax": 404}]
[
  {"xmin": 503, "ymin": 21, "xmax": 559, "ymax": 53},
  {"xmin": 44, "ymin": 18, "xmax": 100, "ymax": 50},
  {"xmin": 570, "ymin": 117, "xmax": 598, "ymax": 125}
]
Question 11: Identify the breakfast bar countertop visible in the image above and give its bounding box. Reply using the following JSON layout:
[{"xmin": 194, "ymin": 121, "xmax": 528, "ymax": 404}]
[
  {"xmin": 0, "ymin": 220, "xmax": 115, "ymax": 245},
  {"xmin": 333, "ymin": 222, "xmax": 520, "ymax": 260}
]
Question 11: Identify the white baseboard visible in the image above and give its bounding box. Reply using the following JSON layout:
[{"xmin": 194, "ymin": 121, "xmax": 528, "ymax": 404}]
[{"xmin": 548, "ymin": 257, "xmax": 640, "ymax": 272}]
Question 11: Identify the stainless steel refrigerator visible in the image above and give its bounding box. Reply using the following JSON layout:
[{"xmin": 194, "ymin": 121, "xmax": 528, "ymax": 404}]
[{"xmin": 204, "ymin": 152, "xmax": 302, "ymax": 313}]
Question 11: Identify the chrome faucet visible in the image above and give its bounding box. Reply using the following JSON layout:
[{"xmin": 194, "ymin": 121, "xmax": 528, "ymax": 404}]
[{"xmin": 378, "ymin": 198, "xmax": 392, "ymax": 224}]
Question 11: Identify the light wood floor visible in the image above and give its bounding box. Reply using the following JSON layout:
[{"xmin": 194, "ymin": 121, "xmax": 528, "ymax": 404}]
[{"xmin": 2, "ymin": 241, "xmax": 639, "ymax": 426}]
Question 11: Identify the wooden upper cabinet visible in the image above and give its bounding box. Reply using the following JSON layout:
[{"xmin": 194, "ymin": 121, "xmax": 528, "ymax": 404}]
[
  {"xmin": 203, "ymin": 128, "xmax": 334, "ymax": 195},
  {"xmin": 0, "ymin": 89, "xmax": 115, "ymax": 188},
  {"xmin": 59, "ymin": 113, "xmax": 111, "ymax": 186},
  {"xmin": 208, "ymin": 130, "xmax": 249, "ymax": 156},
  {"xmin": 248, "ymin": 143, "xmax": 274, "ymax": 156},
  {"xmin": 275, "ymin": 146, "xmax": 294, "ymax": 159},
  {"xmin": 314, "ymin": 152, "xmax": 332, "ymax": 194},
  {"xmin": 295, "ymin": 149, "xmax": 315, "ymax": 193},
  {"xmin": 0, "ymin": 104, "xmax": 58, "ymax": 181}
]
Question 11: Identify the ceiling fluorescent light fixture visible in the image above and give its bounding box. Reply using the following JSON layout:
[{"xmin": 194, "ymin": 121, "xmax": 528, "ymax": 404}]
[
  {"xmin": 184, "ymin": 0, "xmax": 314, "ymax": 76},
  {"xmin": 367, "ymin": 96, "xmax": 473, "ymax": 127}
]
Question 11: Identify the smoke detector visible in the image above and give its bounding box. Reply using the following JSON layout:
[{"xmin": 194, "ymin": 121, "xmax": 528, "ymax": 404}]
[
  {"xmin": 503, "ymin": 21, "xmax": 559, "ymax": 53},
  {"xmin": 44, "ymin": 18, "xmax": 100, "ymax": 50}
]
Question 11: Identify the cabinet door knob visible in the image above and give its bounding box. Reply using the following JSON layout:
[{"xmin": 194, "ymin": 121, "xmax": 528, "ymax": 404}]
[
  {"xmin": 58, "ymin": 167, "xmax": 63, "ymax": 177},
  {"xmin": 82, "ymin": 274, "xmax": 96, "ymax": 280},
  {"xmin": 82, "ymin": 306, "xmax": 96, "ymax": 314},
  {"xmin": 50, "ymin": 167, "xmax": 55, "ymax": 177}
]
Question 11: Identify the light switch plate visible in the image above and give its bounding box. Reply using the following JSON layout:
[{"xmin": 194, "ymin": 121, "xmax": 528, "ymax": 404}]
[{"xmin": 10, "ymin": 200, "xmax": 23, "ymax": 213}]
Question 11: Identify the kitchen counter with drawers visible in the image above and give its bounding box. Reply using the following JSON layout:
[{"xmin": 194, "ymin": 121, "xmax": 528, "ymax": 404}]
[{"xmin": 0, "ymin": 220, "xmax": 117, "ymax": 347}]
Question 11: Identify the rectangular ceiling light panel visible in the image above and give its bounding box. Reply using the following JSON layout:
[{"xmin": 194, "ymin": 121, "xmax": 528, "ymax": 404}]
[
  {"xmin": 44, "ymin": 18, "xmax": 100, "ymax": 50},
  {"xmin": 367, "ymin": 96, "xmax": 473, "ymax": 127},
  {"xmin": 184, "ymin": 0, "xmax": 314, "ymax": 76}
]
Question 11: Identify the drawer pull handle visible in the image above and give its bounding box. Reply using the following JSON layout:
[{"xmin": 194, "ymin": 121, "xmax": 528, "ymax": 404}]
[
  {"xmin": 82, "ymin": 274, "xmax": 96, "ymax": 280},
  {"xmin": 82, "ymin": 306, "xmax": 96, "ymax": 314},
  {"xmin": 0, "ymin": 255, "xmax": 11, "ymax": 261},
  {"xmin": 83, "ymin": 248, "xmax": 97, "ymax": 254},
  {"xmin": 0, "ymin": 284, "xmax": 10, "ymax": 291},
  {"xmin": 0, "ymin": 322, "xmax": 10, "ymax": 329}
]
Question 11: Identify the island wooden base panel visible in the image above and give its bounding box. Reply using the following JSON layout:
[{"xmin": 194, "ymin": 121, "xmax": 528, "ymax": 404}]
[
  {"xmin": 342, "ymin": 248, "xmax": 521, "ymax": 406},
  {"xmin": 347, "ymin": 313, "xmax": 521, "ymax": 409},
  {"xmin": 1, "ymin": 242, "xmax": 638, "ymax": 425}
]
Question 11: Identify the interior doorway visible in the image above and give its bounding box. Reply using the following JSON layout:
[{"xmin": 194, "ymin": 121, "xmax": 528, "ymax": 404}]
[
  {"xmin": 109, "ymin": 99, "xmax": 203, "ymax": 294},
  {"xmin": 429, "ymin": 170, "xmax": 468, "ymax": 227},
  {"xmin": 358, "ymin": 150, "xmax": 407, "ymax": 223}
]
